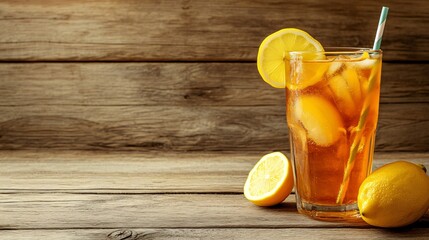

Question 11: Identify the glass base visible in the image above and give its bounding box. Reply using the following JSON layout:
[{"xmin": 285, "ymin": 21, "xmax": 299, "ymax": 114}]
[{"xmin": 297, "ymin": 201, "xmax": 362, "ymax": 222}]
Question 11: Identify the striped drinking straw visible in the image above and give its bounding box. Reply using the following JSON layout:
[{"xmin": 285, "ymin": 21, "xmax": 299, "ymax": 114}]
[
  {"xmin": 373, "ymin": 6, "xmax": 389, "ymax": 50},
  {"xmin": 336, "ymin": 6, "xmax": 389, "ymax": 204}
]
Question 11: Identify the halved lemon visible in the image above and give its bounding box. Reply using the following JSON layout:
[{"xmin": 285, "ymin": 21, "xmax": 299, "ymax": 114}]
[
  {"xmin": 257, "ymin": 28, "xmax": 324, "ymax": 88},
  {"xmin": 244, "ymin": 152, "xmax": 294, "ymax": 206}
]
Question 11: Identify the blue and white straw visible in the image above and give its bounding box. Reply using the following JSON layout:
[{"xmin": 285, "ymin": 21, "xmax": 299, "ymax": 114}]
[
  {"xmin": 373, "ymin": 6, "xmax": 389, "ymax": 50},
  {"xmin": 337, "ymin": 6, "xmax": 390, "ymax": 204}
]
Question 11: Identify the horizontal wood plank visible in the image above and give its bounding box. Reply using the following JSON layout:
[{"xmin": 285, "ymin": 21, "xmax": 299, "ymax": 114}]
[
  {"xmin": 1, "ymin": 151, "xmax": 428, "ymax": 193},
  {"xmin": 0, "ymin": 0, "xmax": 427, "ymax": 61},
  {"xmin": 0, "ymin": 193, "xmax": 428, "ymax": 229},
  {"xmin": 0, "ymin": 63, "xmax": 428, "ymax": 106},
  {"xmin": 0, "ymin": 104, "xmax": 427, "ymax": 152},
  {"xmin": 2, "ymin": 228, "xmax": 429, "ymax": 240},
  {"xmin": 0, "ymin": 193, "xmax": 373, "ymax": 229}
]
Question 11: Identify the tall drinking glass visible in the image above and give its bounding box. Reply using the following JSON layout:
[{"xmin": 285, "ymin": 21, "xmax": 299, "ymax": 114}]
[{"xmin": 286, "ymin": 48, "xmax": 382, "ymax": 220}]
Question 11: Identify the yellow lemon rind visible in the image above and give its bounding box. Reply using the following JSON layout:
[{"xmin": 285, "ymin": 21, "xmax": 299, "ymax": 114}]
[
  {"xmin": 257, "ymin": 28, "xmax": 324, "ymax": 89},
  {"xmin": 244, "ymin": 152, "xmax": 293, "ymax": 206}
]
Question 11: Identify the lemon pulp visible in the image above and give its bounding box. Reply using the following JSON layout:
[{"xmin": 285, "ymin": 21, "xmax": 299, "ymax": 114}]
[{"xmin": 257, "ymin": 28, "xmax": 324, "ymax": 88}]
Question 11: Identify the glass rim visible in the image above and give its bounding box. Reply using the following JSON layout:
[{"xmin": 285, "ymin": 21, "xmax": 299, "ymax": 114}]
[{"xmin": 289, "ymin": 47, "xmax": 382, "ymax": 55}]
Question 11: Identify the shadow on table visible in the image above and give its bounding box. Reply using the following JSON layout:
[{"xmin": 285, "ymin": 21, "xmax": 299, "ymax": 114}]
[{"xmin": 265, "ymin": 202, "xmax": 298, "ymax": 212}]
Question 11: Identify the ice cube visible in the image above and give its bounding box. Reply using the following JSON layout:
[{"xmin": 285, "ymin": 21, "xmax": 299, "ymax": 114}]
[
  {"xmin": 355, "ymin": 58, "xmax": 377, "ymax": 69},
  {"xmin": 342, "ymin": 67, "xmax": 362, "ymax": 103},
  {"xmin": 328, "ymin": 75, "xmax": 356, "ymax": 118},
  {"xmin": 327, "ymin": 62, "xmax": 344, "ymax": 76},
  {"xmin": 349, "ymin": 56, "xmax": 380, "ymax": 93},
  {"xmin": 365, "ymin": 61, "xmax": 381, "ymax": 92},
  {"xmin": 293, "ymin": 95, "xmax": 344, "ymax": 146},
  {"xmin": 288, "ymin": 62, "xmax": 329, "ymax": 90},
  {"xmin": 351, "ymin": 54, "xmax": 377, "ymax": 72},
  {"xmin": 337, "ymin": 55, "xmax": 352, "ymax": 60}
]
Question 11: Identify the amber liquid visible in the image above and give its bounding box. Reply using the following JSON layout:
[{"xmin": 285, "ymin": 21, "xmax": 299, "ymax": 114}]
[{"xmin": 286, "ymin": 51, "xmax": 382, "ymax": 220}]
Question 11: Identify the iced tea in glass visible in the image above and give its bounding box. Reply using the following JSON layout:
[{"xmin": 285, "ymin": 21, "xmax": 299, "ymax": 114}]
[{"xmin": 286, "ymin": 48, "xmax": 382, "ymax": 220}]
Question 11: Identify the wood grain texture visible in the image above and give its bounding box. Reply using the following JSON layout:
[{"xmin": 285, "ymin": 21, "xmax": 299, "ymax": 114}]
[
  {"xmin": 1, "ymin": 151, "xmax": 428, "ymax": 236},
  {"xmin": 2, "ymin": 228, "xmax": 429, "ymax": 240},
  {"xmin": 1, "ymin": 151, "xmax": 427, "ymax": 193},
  {"xmin": 0, "ymin": 63, "xmax": 428, "ymax": 106},
  {"xmin": 1, "ymin": 62, "xmax": 427, "ymax": 152},
  {"xmin": 0, "ymin": 0, "xmax": 427, "ymax": 61},
  {"xmin": 0, "ymin": 193, "xmax": 427, "ymax": 229},
  {"xmin": 0, "ymin": 104, "xmax": 427, "ymax": 152},
  {"xmin": 0, "ymin": 1, "xmax": 427, "ymax": 238},
  {"xmin": 0, "ymin": 193, "xmax": 373, "ymax": 229}
]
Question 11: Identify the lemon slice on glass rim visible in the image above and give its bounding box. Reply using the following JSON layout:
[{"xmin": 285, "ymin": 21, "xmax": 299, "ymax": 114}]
[{"xmin": 257, "ymin": 28, "xmax": 325, "ymax": 88}]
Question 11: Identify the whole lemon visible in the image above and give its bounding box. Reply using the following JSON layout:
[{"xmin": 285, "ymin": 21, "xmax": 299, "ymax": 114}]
[{"xmin": 358, "ymin": 161, "xmax": 429, "ymax": 228}]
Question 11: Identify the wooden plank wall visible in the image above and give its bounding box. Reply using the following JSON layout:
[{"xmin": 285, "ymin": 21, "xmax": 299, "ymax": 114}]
[{"xmin": 0, "ymin": 0, "xmax": 428, "ymax": 153}]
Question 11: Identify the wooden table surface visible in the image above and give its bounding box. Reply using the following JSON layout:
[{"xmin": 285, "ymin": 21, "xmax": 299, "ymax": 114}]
[
  {"xmin": 1, "ymin": 151, "xmax": 429, "ymax": 239},
  {"xmin": 1, "ymin": 1, "xmax": 428, "ymax": 239}
]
